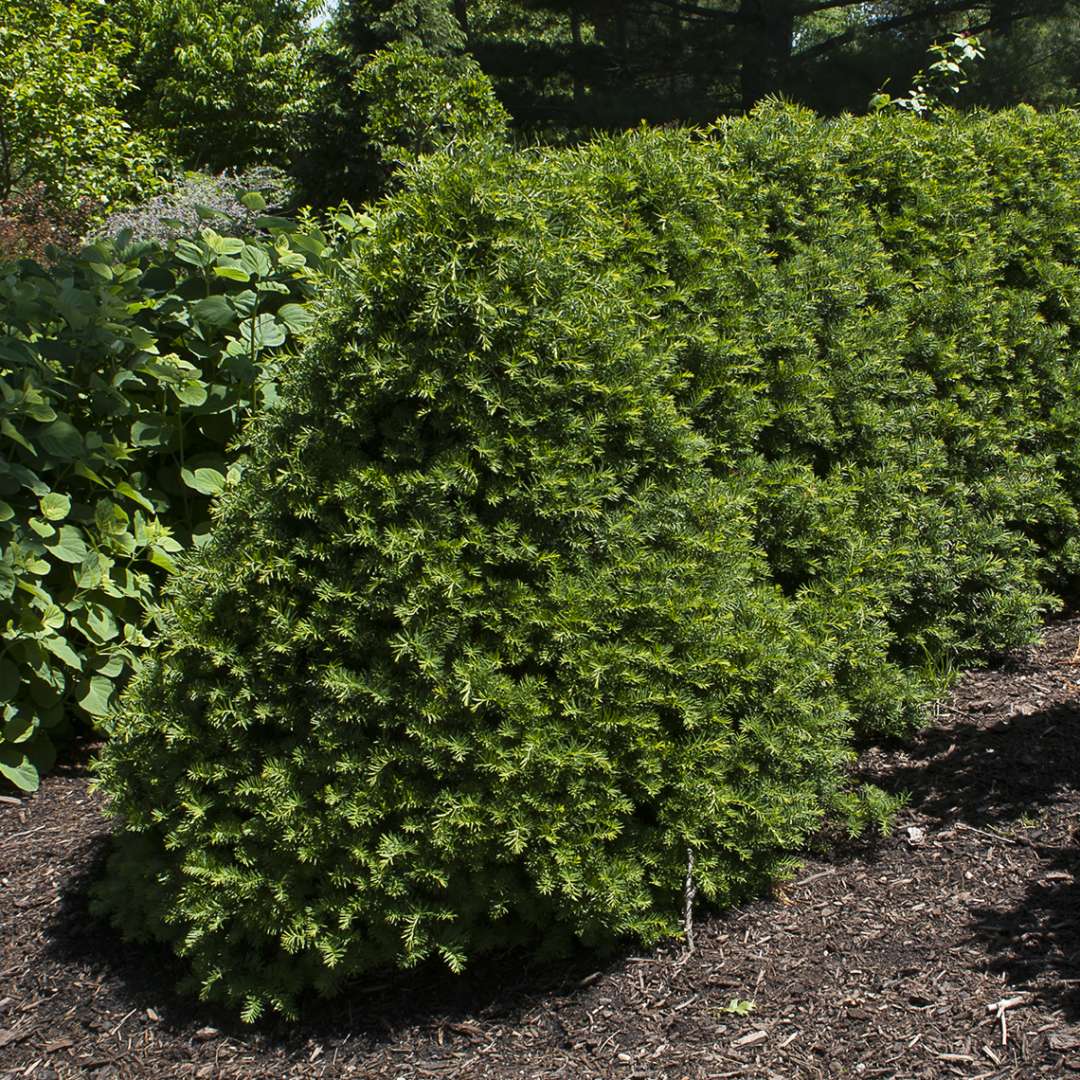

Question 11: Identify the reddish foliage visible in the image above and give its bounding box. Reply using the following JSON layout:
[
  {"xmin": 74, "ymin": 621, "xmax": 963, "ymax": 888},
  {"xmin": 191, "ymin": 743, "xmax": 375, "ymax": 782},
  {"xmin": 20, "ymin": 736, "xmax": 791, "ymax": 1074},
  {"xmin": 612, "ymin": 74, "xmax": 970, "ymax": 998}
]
[{"xmin": 0, "ymin": 183, "xmax": 92, "ymax": 265}]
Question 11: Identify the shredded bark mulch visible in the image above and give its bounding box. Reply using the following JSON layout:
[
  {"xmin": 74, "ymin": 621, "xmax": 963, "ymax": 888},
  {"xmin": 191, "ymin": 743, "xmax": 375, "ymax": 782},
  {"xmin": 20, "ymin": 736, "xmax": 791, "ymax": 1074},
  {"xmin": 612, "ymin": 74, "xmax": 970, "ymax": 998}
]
[{"xmin": 4, "ymin": 618, "xmax": 1080, "ymax": 1079}]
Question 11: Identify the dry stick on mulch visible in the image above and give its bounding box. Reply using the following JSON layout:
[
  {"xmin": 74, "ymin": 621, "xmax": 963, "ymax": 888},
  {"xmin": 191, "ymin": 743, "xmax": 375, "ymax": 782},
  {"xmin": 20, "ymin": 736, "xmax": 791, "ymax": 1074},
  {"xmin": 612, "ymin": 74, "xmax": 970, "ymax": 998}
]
[
  {"xmin": 683, "ymin": 848, "xmax": 698, "ymax": 956},
  {"xmin": 4, "ymin": 619, "xmax": 1080, "ymax": 1078}
]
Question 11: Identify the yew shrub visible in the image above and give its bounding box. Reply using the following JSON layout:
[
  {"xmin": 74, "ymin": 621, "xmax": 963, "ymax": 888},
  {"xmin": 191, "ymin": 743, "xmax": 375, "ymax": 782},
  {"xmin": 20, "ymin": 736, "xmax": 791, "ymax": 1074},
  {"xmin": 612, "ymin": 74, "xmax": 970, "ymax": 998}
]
[{"xmin": 93, "ymin": 104, "xmax": 1080, "ymax": 1018}]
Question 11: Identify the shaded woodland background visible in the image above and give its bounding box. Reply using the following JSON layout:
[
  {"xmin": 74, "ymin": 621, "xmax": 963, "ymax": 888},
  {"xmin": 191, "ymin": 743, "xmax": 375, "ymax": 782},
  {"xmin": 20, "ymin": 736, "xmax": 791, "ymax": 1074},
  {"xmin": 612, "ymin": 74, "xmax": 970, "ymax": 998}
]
[
  {"xmin": 7, "ymin": 0, "xmax": 1080, "ymax": 229},
  {"xmin": 301, "ymin": 0, "xmax": 1080, "ymax": 201}
]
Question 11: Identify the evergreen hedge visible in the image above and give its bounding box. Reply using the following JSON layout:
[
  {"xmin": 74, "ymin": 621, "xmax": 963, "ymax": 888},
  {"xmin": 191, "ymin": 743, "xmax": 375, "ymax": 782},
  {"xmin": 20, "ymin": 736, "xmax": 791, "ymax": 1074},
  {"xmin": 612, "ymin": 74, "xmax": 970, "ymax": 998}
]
[{"xmin": 94, "ymin": 104, "xmax": 1080, "ymax": 1019}]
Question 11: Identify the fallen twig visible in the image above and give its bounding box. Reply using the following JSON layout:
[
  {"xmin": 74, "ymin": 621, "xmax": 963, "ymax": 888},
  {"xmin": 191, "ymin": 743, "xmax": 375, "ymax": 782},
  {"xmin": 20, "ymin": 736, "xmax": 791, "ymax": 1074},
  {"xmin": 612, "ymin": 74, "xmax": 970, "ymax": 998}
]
[
  {"xmin": 954, "ymin": 822, "xmax": 1023, "ymax": 846},
  {"xmin": 794, "ymin": 868, "xmax": 837, "ymax": 889},
  {"xmin": 986, "ymin": 994, "xmax": 1029, "ymax": 1046},
  {"xmin": 683, "ymin": 848, "xmax": 697, "ymax": 955},
  {"xmin": 108, "ymin": 1008, "xmax": 138, "ymax": 1037}
]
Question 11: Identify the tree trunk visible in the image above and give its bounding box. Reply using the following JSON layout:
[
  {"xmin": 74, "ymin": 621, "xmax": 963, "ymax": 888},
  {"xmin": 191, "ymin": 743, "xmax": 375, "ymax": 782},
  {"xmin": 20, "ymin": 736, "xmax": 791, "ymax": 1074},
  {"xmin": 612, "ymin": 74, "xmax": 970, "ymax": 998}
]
[
  {"xmin": 988, "ymin": 0, "xmax": 1020, "ymax": 34},
  {"xmin": 453, "ymin": 0, "xmax": 470, "ymax": 43},
  {"xmin": 738, "ymin": 0, "xmax": 795, "ymax": 111}
]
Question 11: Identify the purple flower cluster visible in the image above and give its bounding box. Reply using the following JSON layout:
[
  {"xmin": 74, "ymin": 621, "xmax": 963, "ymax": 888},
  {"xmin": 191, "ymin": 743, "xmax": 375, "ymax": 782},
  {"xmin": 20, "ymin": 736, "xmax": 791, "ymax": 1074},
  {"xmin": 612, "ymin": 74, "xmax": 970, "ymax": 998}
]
[{"xmin": 97, "ymin": 167, "xmax": 294, "ymax": 244}]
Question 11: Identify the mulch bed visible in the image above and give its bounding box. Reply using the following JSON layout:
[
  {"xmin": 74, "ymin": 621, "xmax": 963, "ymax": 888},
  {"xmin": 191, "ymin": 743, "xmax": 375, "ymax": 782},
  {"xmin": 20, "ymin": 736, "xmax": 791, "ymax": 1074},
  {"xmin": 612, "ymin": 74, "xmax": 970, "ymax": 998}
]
[{"xmin": 4, "ymin": 620, "xmax": 1080, "ymax": 1079}]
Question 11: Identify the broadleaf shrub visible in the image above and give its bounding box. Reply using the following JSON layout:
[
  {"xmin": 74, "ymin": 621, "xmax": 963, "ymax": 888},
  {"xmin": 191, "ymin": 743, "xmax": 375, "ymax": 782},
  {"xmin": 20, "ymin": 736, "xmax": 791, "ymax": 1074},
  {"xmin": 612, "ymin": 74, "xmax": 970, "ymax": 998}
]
[
  {"xmin": 356, "ymin": 41, "xmax": 510, "ymax": 186},
  {"xmin": 0, "ymin": 209, "xmax": 371, "ymax": 790},
  {"xmin": 0, "ymin": 0, "xmax": 165, "ymax": 216},
  {"xmin": 93, "ymin": 105, "xmax": 1080, "ymax": 1018}
]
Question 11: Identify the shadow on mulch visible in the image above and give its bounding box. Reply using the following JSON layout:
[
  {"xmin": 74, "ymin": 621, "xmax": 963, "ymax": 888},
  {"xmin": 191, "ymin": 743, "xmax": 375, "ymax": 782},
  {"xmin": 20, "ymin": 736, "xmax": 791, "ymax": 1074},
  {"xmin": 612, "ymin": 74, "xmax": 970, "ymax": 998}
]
[
  {"xmin": 49, "ymin": 734, "xmax": 105, "ymax": 779},
  {"xmin": 44, "ymin": 826, "xmax": 635, "ymax": 1054},
  {"xmin": 972, "ymin": 840, "xmax": 1080, "ymax": 1020},
  {"xmin": 43, "ymin": 834, "xmax": 218, "ymax": 1030},
  {"xmin": 863, "ymin": 697, "xmax": 1080, "ymax": 1020},
  {"xmin": 876, "ymin": 700, "xmax": 1080, "ymax": 827},
  {"xmin": 46, "ymin": 697, "xmax": 1080, "ymax": 1047}
]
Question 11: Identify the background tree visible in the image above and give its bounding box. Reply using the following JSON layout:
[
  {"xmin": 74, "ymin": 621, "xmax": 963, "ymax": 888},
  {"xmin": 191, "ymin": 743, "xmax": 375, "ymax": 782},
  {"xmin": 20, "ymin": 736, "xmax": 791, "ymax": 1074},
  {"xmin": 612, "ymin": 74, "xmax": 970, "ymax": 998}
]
[
  {"xmin": 356, "ymin": 41, "xmax": 509, "ymax": 182},
  {"xmin": 0, "ymin": 0, "xmax": 162, "ymax": 214},
  {"xmin": 968, "ymin": 0, "xmax": 1080, "ymax": 107},
  {"xmin": 115, "ymin": 0, "xmax": 320, "ymax": 172},
  {"xmin": 296, "ymin": 0, "xmax": 502, "ymax": 202},
  {"xmin": 305, "ymin": 0, "xmax": 1078, "ymax": 179}
]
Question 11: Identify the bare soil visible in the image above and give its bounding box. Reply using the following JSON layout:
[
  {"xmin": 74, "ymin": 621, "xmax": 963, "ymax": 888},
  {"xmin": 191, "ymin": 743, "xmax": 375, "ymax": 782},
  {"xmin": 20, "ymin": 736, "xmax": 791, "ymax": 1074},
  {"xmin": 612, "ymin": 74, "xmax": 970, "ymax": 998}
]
[{"xmin": 4, "ymin": 619, "xmax": 1080, "ymax": 1079}]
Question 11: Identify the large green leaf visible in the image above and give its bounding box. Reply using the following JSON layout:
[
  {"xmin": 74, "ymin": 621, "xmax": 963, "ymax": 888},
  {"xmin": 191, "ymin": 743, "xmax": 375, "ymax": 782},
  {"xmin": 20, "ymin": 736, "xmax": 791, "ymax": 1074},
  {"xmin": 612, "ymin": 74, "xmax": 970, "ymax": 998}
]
[
  {"xmin": 173, "ymin": 379, "xmax": 209, "ymax": 407},
  {"xmin": 1, "ymin": 418, "xmax": 34, "ymax": 453},
  {"xmin": 23, "ymin": 401, "xmax": 57, "ymax": 424},
  {"xmin": 93, "ymin": 655, "xmax": 125, "ymax": 679},
  {"xmin": 175, "ymin": 239, "xmax": 212, "ymax": 268},
  {"xmin": 41, "ymin": 634, "xmax": 83, "ymax": 670},
  {"xmin": 39, "ymin": 492, "xmax": 71, "ymax": 521},
  {"xmin": 75, "ymin": 550, "xmax": 113, "ymax": 590},
  {"xmin": 3, "ymin": 708, "xmax": 36, "ymax": 745},
  {"xmin": 115, "ymin": 482, "xmax": 154, "ymax": 512},
  {"xmin": 78, "ymin": 675, "xmax": 115, "ymax": 718},
  {"xmin": 238, "ymin": 245, "xmax": 272, "ymax": 279},
  {"xmin": 277, "ymin": 303, "xmax": 316, "ymax": 334},
  {"xmin": 131, "ymin": 418, "xmax": 170, "ymax": 447},
  {"xmin": 148, "ymin": 546, "xmax": 178, "ymax": 573},
  {"xmin": 229, "ymin": 290, "xmax": 258, "ymax": 318},
  {"xmin": 0, "ymin": 734, "xmax": 57, "ymax": 791},
  {"xmin": 38, "ymin": 419, "xmax": 83, "ymax": 460},
  {"xmin": 181, "ymin": 467, "xmax": 226, "ymax": 496},
  {"xmin": 191, "ymin": 295, "xmax": 237, "ymax": 329},
  {"xmin": 73, "ymin": 461, "xmax": 108, "ymax": 489},
  {"xmin": 95, "ymin": 500, "xmax": 128, "ymax": 536},
  {"xmin": 203, "ymin": 233, "xmax": 245, "ymax": 257},
  {"xmin": 46, "ymin": 525, "xmax": 89, "ymax": 563},
  {"xmin": 214, "ymin": 265, "xmax": 251, "ymax": 283},
  {"xmin": 242, "ymin": 314, "xmax": 286, "ymax": 351},
  {"xmin": 89, "ymin": 604, "xmax": 120, "ymax": 641},
  {"xmin": 0, "ymin": 746, "xmax": 39, "ymax": 792},
  {"xmin": 9, "ymin": 464, "xmax": 48, "ymax": 496},
  {"xmin": 40, "ymin": 604, "xmax": 65, "ymax": 631}
]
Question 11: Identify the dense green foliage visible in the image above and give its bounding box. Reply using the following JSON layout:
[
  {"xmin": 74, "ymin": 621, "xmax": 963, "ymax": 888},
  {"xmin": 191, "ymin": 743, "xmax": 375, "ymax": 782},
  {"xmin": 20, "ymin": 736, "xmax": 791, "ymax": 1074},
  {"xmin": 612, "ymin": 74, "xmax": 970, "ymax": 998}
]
[
  {"xmin": 93, "ymin": 105, "xmax": 1080, "ymax": 1019},
  {"xmin": 356, "ymin": 42, "xmax": 509, "ymax": 181},
  {"xmin": 689, "ymin": 104, "xmax": 1078, "ymax": 731},
  {"xmin": 297, "ymin": 6, "xmax": 511, "ymax": 204},
  {"xmin": 0, "ymin": 0, "xmax": 163, "ymax": 213},
  {"xmin": 115, "ymin": 0, "xmax": 318, "ymax": 172},
  {"xmin": 5, "ymin": 0, "xmax": 1080, "ymax": 221},
  {"xmin": 973, "ymin": 1, "xmax": 1080, "ymax": 110},
  {"xmin": 0, "ymin": 209, "xmax": 370, "ymax": 790}
]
